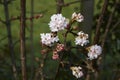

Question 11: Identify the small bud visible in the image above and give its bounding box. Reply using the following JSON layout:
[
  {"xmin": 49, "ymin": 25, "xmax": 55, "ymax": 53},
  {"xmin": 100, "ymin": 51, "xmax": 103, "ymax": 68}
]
[
  {"xmin": 73, "ymin": 26, "xmax": 78, "ymax": 30},
  {"xmin": 52, "ymin": 54, "xmax": 59, "ymax": 60},
  {"xmin": 41, "ymin": 49, "xmax": 47, "ymax": 54},
  {"xmin": 56, "ymin": 43, "xmax": 65, "ymax": 52},
  {"xmin": 52, "ymin": 50, "xmax": 59, "ymax": 60},
  {"xmin": 35, "ymin": 57, "xmax": 40, "ymax": 62}
]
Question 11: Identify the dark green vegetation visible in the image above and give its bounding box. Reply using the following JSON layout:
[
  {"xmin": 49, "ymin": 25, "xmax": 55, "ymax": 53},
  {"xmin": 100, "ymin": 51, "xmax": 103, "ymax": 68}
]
[{"xmin": 0, "ymin": 0, "xmax": 120, "ymax": 80}]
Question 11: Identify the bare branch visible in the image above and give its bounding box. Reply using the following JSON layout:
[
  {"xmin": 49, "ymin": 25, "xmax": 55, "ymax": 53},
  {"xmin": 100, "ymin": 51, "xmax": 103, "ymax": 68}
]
[
  {"xmin": 10, "ymin": 14, "xmax": 43, "ymax": 21},
  {"xmin": 101, "ymin": 0, "xmax": 118, "ymax": 48},
  {"xmin": 34, "ymin": 54, "xmax": 47, "ymax": 80},
  {"xmin": 56, "ymin": 0, "xmax": 64, "ymax": 13},
  {"xmin": 57, "ymin": 0, "xmax": 81, "ymax": 7},
  {"xmin": 93, "ymin": 0, "xmax": 108, "ymax": 44},
  {"xmin": 26, "ymin": 14, "xmax": 43, "ymax": 20},
  {"xmin": 110, "ymin": 19, "xmax": 120, "ymax": 33}
]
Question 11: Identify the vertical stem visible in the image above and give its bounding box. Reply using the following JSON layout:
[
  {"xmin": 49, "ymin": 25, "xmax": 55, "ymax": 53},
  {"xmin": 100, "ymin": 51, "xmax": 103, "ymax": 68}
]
[
  {"xmin": 3, "ymin": 0, "xmax": 18, "ymax": 80},
  {"xmin": 93, "ymin": 0, "xmax": 108, "ymax": 44},
  {"xmin": 86, "ymin": 73, "xmax": 90, "ymax": 80},
  {"xmin": 30, "ymin": 0, "xmax": 34, "ymax": 80},
  {"xmin": 20, "ymin": 0, "xmax": 27, "ymax": 80},
  {"xmin": 56, "ymin": 0, "xmax": 64, "ymax": 13},
  {"xmin": 34, "ymin": 54, "xmax": 47, "ymax": 80},
  {"xmin": 101, "ymin": 1, "xmax": 117, "ymax": 48},
  {"xmin": 93, "ymin": 0, "xmax": 108, "ymax": 79}
]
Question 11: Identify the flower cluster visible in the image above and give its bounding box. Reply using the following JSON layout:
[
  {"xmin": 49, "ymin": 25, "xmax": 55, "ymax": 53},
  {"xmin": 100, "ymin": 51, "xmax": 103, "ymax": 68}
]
[
  {"xmin": 40, "ymin": 12, "xmax": 102, "ymax": 79},
  {"xmin": 75, "ymin": 31, "xmax": 89, "ymax": 46},
  {"xmin": 48, "ymin": 14, "xmax": 68, "ymax": 32},
  {"xmin": 87, "ymin": 45, "xmax": 102, "ymax": 60},
  {"xmin": 72, "ymin": 12, "xmax": 84, "ymax": 22},
  {"xmin": 40, "ymin": 33, "xmax": 59, "ymax": 46},
  {"xmin": 70, "ymin": 66, "xmax": 83, "ymax": 78},
  {"xmin": 56, "ymin": 43, "xmax": 65, "ymax": 52}
]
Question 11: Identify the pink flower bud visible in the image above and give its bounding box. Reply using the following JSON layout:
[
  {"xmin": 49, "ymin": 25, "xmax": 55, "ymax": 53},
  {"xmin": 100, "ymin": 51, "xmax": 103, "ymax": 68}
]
[
  {"xmin": 56, "ymin": 43, "xmax": 65, "ymax": 52},
  {"xmin": 52, "ymin": 50, "xmax": 59, "ymax": 60},
  {"xmin": 52, "ymin": 54, "xmax": 59, "ymax": 60}
]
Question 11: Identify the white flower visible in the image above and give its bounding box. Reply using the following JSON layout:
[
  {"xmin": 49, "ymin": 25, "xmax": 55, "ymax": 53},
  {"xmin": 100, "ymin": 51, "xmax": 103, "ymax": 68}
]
[
  {"xmin": 48, "ymin": 14, "xmax": 68, "ymax": 32},
  {"xmin": 87, "ymin": 45, "xmax": 102, "ymax": 60},
  {"xmin": 70, "ymin": 66, "xmax": 83, "ymax": 78},
  {"xmin": 40, "ymin": 33, "xmax": 59, "ymax": 46},
  {"xmin": 72, "ymin": 12, "xmax": 84, "ymax": 22},
  {"xmin": 75, "ymin": 31, "xmax": 89, "ymax": 46}
]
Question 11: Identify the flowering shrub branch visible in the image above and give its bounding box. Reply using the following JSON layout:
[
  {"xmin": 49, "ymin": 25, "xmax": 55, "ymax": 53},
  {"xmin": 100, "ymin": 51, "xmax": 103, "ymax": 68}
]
[{"xmin": 40, "ymin": 12, "xmax": 102, "ymax": 79}]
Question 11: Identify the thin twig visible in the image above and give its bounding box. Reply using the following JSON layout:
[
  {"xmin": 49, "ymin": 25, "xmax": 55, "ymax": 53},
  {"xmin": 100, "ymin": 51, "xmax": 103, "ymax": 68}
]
[
  {"xmin": 54, "ymin": 56, "xmax": 63, "ymax": 80},
  {"xmin": 93, "ymin": 0, "xmax": 108, "ymax": 44},
  {"xmin": 34, "ymin": 54, "xmax": 47, "ymax": 80},
  {"xmin": 110, "ymin": 19, "xmax": 120, "ymax": 33},
  {"xmin": 69, "ymin": 31, "xmax": 78, "ymax": 36},
  {"xmin": 10, "ymin": 14, "xmax": 43, "ymax": 21},
  {"xmin": 57, "ymin": 0, "xmax": 81, "ymax": 7}
]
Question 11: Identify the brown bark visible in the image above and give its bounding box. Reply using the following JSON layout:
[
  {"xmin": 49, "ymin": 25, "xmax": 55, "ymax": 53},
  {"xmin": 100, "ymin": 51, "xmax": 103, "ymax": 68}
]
[
  {"xmin": 20, "ymin": 0, "xmax": 27, "ymax": 80},
  {"xmin": 93, "ymin": 0, "xmax": 108, "ymax": 44},
  {"xmin": 101, "ymin": 1, "xmax": 117, "ymax": 48},
  {"xmin": 34, "ymin": 54, "xmax": 47, "ymax": 80},
  {"xmin": 56, "ymin": 0, "xmax": 64, "ymax": 13}
]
